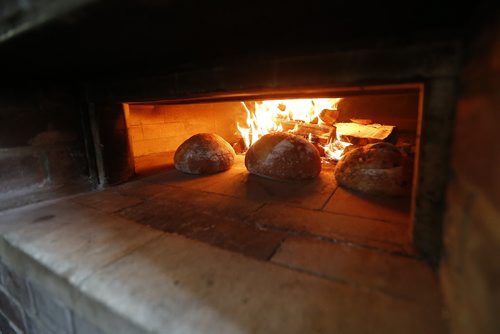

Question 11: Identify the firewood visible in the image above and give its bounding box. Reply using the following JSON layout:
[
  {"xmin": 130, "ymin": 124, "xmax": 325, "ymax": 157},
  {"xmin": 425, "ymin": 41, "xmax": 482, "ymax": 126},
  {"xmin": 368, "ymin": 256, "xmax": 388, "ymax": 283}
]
[
  {"xmin": 319, "ymin": 109, "xmax": 340, "ymax": 125},
  {"xmin": 335, "ymin": 122, "xmax": 395, "ymax": 145},
  {"xmin": 350, "ymin": 118, "xmax": 372, "ymax": 125},
  {"xmin": 281, "ymin": 120, "xmax": 334, "ymax": 139}
]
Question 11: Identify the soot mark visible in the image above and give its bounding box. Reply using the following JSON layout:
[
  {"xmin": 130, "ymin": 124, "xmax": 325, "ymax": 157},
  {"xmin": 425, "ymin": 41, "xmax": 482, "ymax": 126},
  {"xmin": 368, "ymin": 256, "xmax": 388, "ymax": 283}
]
[{"xmin": 32, "ymin": 214, "xmax": 55, "ymax": 223}]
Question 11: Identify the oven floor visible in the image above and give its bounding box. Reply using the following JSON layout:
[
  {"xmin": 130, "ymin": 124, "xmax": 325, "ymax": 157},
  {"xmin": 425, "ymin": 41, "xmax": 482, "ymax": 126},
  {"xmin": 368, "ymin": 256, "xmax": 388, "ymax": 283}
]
[
  {"xmin": 0, "ymin": 160, "xmax": 446, "ymax": 333},
  {"xmin": 129, "ymin": 153, "xmax": 412, "ymax": 258}
]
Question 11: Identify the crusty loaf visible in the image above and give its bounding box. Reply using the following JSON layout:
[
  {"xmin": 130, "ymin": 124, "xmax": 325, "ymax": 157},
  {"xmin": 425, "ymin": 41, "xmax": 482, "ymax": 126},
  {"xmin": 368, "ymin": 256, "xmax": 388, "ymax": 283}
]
[
  {"xmin": 174, "ymin": 133, "xmax": 236, "ymax": 174},
  {"xmin": 334, "ymin": 142, "xmax": 411, "ymax": 197},
  {"xmin": 245, "ymin": 132, "xmax": 321, "ymax": 181}
]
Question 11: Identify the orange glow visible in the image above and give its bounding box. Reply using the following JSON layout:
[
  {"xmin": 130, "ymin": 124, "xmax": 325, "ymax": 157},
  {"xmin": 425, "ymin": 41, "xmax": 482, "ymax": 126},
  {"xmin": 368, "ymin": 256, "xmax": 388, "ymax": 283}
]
[
  {"xmin": 323, "ymin": 133, "xmax": 352, "ymax": 161},
  {"xmin": 237, "ymin": 98, "xmax": 341, "ymax": 150}
]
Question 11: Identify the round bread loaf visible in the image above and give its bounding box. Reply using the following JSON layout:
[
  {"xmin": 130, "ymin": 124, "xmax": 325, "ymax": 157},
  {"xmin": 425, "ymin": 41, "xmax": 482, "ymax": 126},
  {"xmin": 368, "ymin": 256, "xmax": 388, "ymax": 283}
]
[
  {"xmin": 245, "ymin": 132, "xmax": 321, "ymax": 181},
  {"xmin": 174, "ymin": 133, "xmax": 236, "ymax": 174},
  {"xmin": 334, "ymin": 142, "xmax": 411, "ymax": 197}
]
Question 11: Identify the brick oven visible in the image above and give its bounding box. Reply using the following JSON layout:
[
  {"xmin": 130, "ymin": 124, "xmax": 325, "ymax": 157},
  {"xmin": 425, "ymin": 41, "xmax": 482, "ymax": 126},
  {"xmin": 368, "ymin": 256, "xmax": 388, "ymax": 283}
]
[
  {"xmin": 0, "ymin": 1, "xmax": 498, "ymax": 334},
  {"xmin": 119, "ymin": 86, "xmax": 422, "ymax": 254}
]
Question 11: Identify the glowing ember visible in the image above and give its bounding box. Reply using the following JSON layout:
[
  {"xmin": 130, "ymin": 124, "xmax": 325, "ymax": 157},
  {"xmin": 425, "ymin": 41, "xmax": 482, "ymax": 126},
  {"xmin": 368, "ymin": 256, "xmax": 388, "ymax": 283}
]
[{"xmin": 237, "ymin": 98, "xmax": 341, "ymax": 150}]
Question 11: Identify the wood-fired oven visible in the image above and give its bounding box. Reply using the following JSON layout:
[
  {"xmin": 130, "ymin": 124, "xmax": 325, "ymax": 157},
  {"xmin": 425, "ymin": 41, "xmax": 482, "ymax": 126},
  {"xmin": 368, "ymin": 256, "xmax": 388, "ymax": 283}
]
[{"xmin": 0, "ymin": 1, "xmax": 498, "ymax": 333}]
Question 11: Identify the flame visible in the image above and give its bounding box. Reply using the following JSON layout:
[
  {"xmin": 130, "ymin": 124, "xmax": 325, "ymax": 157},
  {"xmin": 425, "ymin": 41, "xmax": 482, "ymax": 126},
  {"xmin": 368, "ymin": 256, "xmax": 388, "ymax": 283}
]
[
  {"xmin": 237, "ymin": 98, "xmax": 341, "ymax": 149},
  {"xmin": 323, "ymin": 132, "xmax": 352, "ymax": 161}
]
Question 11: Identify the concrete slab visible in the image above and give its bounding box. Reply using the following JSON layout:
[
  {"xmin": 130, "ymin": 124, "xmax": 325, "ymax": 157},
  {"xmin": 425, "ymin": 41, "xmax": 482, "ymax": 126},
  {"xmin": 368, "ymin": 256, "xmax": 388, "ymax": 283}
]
[
  {"xmin": 0, "ymin": 202, "xmax": 162, "ymax": 286},
  {"xmin": 120, "ymin": 184, "xmax": 263, "ymax": 223},
  {"xmin": 80, "ymin": 233, "xmax": 447, "ymax": 334},
  {"xmin": 250, "ymin": 203, "xmax": 412, "ymax": 253},
  {"xmin": 117, "ymin": 186, "xmax": 283, "ymax": 260},
  {"xmin": 324, "ymin": 187, "xmax": 411, "ymax": 224},
  {"xmin": 72, "ymin": 191, "xmax": 144, "ymax": 213},
  {"xmin": 0, "ymin": 201, "xmax": 88, "ymax": 242},
  {"xmin": 141, "ymin": 156, "xmax": 338, "ymax": 210},
  {"xmin": 0, "ymin": 193, "xmax": 445, "ymax": 334},
  {"xmin": 112, "ymin": 181, "xmax": 175, "ymax": 200},
  {"xmin": 197, "ymin": 167, "xmax": 337, "ymax": 210},
  {"xmin": 141, "ymin": 155, "xmax": 246, "ymax": 190},
  {"xmin": 272, "ymin": 237, "xmax": 440, "ymax": 304}
]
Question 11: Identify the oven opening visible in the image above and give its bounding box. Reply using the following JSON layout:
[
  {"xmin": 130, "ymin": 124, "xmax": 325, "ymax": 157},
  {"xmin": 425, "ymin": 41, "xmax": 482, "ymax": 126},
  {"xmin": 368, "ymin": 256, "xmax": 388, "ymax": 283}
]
[{"xmin": 120, "ymin": 84, "xmax": 422, "ymax": 257}]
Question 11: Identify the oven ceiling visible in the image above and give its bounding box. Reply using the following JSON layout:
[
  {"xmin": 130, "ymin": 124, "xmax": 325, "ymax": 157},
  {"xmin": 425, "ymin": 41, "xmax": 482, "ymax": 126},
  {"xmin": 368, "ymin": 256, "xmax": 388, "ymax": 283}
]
[{"xmin": 0, "ymin": 0, "xmax": 491, "ymax": 79}]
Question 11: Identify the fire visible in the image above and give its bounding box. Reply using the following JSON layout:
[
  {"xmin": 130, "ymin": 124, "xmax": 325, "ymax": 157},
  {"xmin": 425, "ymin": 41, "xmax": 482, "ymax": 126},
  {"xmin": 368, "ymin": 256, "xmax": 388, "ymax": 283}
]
[
  {"xmin": 324, "ymin": 133, "xmax": 352, "ymax": 161},
  {"xmin": 237, "ymin": 101, "xmax": 284, "ymax": 150},
  {"xmin": 237, "ymin": 98, "xmax": 340, "ymax": 148},
  {"xmin": 236, "ymin": 97, "xmax": 351, "ymax": 161}
]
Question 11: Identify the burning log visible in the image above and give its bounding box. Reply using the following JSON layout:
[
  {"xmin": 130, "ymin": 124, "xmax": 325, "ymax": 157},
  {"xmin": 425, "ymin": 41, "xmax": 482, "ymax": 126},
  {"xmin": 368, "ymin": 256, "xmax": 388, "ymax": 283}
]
[
  {"xmin": 236, "ymin": 98, "xmax": 341, "ymax": 149},
  {"xmin": 334, "ymin": 122, "xmax": 395, "ymax": 146},
  {"xmin": 282, "ymin": 120, "xmax": 334, "ymax": 144},
  {"xmin": 350, "ymin": 118, "xmax": 373, "ymax": 125},
  {"xmin": 319, "ymin": 108, "xmax": 340, "ymax": 125}
]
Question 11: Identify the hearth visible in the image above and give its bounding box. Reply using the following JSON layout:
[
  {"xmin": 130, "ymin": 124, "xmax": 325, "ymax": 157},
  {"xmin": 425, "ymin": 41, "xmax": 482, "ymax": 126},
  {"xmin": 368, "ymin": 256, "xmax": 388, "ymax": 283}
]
[
  {"xmin": 78, "ymin": 35, "xmax": 460, "ymax": 265},
  {"xmin": 115, "ymin": 85, "xmax": 421, "ymax": 256}
]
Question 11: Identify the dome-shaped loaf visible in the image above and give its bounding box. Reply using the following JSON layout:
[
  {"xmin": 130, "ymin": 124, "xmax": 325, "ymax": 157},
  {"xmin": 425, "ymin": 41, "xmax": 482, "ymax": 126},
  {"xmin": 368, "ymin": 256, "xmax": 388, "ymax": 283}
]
[
  {"xmin": 174, "ymin": 133, "xmax": 236, "ymax": 174},
  {"xmin": 334, "ymin": 142, "xmax": 412, "ymax": 197},
  {"xmin": 245, "ymin": 132, "xmax": 322, "ymax": 181}
]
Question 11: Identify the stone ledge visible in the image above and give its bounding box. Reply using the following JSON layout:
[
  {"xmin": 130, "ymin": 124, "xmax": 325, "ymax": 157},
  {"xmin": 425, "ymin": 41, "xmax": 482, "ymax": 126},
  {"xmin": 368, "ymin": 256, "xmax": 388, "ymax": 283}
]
[{"xmin": 0, "ymin": 198, "xmax": 447, "ymax": 333}]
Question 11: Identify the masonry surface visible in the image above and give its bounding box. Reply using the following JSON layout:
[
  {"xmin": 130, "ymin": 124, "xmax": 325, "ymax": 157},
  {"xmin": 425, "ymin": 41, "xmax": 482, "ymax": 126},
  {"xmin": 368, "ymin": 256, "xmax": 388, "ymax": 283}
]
[
  {"xmin": 0, "ymin": 156, "xmax": 447, "ymax": 333},
  {"xmin": 440, "ymin": 14, "xmax": 500, "ymax": 334},
  {"xmin": 0, "ymin": 82, "xmax": 92, "ymax": 211}
]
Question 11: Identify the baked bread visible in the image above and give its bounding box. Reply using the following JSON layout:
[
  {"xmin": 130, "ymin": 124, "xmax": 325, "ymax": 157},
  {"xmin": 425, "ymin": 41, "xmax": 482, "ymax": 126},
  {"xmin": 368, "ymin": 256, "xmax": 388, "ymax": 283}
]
[
  {"xmin": 334, "ymin": 142, "xmax": 411, "ymax": 197},
  {"xmin": 174, "ymin": 133, "xmax": 236, "ymax": 174},
  {"xmin": 245, "ymin": 132, "xmax": 321, "ymax": 181}
]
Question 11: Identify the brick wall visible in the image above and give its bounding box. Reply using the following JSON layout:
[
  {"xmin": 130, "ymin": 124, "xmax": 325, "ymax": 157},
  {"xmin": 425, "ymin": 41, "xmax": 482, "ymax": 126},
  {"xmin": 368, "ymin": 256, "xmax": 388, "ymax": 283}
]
[
  {"xmin": 126, "ymin": 102, "xmax": 246, "ymax": 157},
  {"xmin": 0, "ymin": 82, "xmax": 92, "ymax": 210},
  {"xmin": 440, "ymin": 11, "xmax": 500, "ymax": 334},
  {"xmin": 126, "ymin": 94, "xmax": 419, "ymax": 158},
  {"xmin": 0, "ymin": 260, "xmax": 103, "ymax": 334}
]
